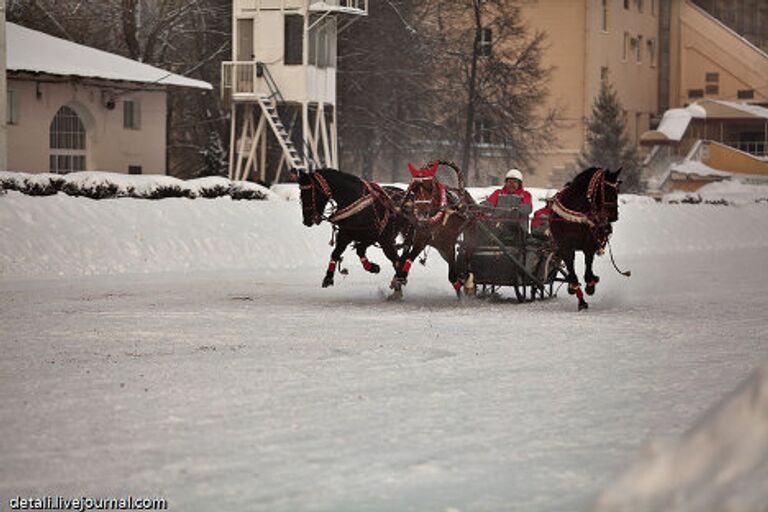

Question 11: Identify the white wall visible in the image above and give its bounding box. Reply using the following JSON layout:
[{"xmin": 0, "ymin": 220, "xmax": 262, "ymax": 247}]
[{"xmin": 6, "ymin": 78, "xmax": 167, "ymax": 174}]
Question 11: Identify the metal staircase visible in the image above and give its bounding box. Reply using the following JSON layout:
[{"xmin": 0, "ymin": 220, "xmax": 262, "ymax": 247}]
[{"xmin": 257, "ymin": 95, "xmax": 306, "ymax": 173}]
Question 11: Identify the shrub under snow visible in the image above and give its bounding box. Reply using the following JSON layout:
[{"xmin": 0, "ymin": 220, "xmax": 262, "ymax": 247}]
[{"xmin": 0, "ymin": 171, "xmax": 275, "ymax": 201}]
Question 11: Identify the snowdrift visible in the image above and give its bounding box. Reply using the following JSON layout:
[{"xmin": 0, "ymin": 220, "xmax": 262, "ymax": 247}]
[
  {"xmin": 3, "ymin": 186, "xmax": 768, "ymax": 278},
  {"xmin": 0, "ymin": 190, "xmax": 331, "ymax": 278},
  {"xmin": 594, "ymin": 362, "xmax": 768, "ymax": 512}
]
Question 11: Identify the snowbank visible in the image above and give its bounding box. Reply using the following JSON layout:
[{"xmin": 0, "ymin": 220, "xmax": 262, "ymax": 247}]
[
  {"xmin": 3, "ymin": 184, "xmax": 768, "ymax": 278},
  {"xmin": 594, "ymin": 361, "xmax": 768, "ymax": 512},
  {"xmin": 663, "ymin": 179, "xmax": 768, "ymax": 206},
  {"xmin": 0, "ymin": 190, "xmax": 330, "ymax": 278}
]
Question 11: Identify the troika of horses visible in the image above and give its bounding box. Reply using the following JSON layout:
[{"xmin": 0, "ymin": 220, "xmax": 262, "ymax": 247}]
[{"xmin": 297, "ymin": 161, "xmax": 629, "ymax": 310}]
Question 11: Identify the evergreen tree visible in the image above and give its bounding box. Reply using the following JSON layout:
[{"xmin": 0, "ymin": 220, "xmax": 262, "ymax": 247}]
[
  {"xmin": 577, "ymin": 82, "xmax": 643, "ymax": 192},
  {"xmin": 198, "ymin": 131, "xmax": 228, "ymax": 177}
]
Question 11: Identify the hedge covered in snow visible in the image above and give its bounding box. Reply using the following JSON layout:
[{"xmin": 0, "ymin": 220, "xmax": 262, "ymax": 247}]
[{"xmin": 0, "ymin": 171, "xmax": 276, "ymax": 201}]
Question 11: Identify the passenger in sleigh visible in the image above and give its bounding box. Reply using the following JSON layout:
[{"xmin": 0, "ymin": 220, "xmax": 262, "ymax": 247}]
[{"xmin": 530, "ymin": 196, "xmax": 555, "ymax": 239}]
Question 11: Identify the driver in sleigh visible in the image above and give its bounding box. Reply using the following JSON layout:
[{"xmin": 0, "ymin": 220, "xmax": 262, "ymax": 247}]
[{"xmin": 487, "ymin": 168, "xmax": 533, "ymax": 209}]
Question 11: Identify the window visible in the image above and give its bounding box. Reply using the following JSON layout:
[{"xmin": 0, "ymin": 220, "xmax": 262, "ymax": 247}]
[
  {"xmin": 49, "ymin": 105, "xmax": 86, "ymax": 174},
  {"xmin": 479, "ymin": 28, "xmax": 492, "ymax": 57},
  {"xmin": 688, "ymin": 89, "xmax": 704, "ymax": 99},
  {"xmin": 636, "ymin": 0, "xmax": 644, "ymax": 13},
  {"xmin": 623, "ymin": 32, "xmax": 629, "ymax": 60},
  {"xmin": 738, "ymin": 89, "xmax": 755, "ymax": 99},
  {"xmin": 128, "ymin": 165, "xmax": 142, "ymax": 175},
  {"xmin": 309, "ymin": 16, "xmax": 336, "ymax": 68},
  {"xmin": 601, "ymin": 66, "xmax": 609, "ymax": 82},
  {"xmin": 648, "ymin": 38, "xmax": 656, "ymax": 67},
  {"xmin": 651, "ymin": 0, "xmax": 656, "ymax": 15},
  {"xmin": 624, "ymin": 0, "xmax": 629, "ymax": 9},
  {"xmin": 636, "ymin": 35, "xmax": 643, "ymax": 63},
  {"xmin": 284, "ymin": 14, "xmax": 304, "ymax": 65},
  {"xmin": 601, "ymin": 0, "xmax": 609, "ymax": 31},
  {"xmin": 123, "ymin": 99, "xmax": 141, "ymax": 130},
  {"xmin": 474, "ymin": 117, "xmax": 492, "ymax": 145},
  {"xmin": 705, "ymin": 72, "xmax": 719, "ymax": 83},
  {"xmin": 7, "ymin": 89, "xmax": 19, "ymax": 125},
  {"xmin": 705, "ymin": 84, "xmax": 719, "ymax": 95}
]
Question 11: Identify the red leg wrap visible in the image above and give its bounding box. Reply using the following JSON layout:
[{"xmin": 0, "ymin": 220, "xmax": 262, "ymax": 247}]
[
  {"xmin": 402, "ymin": 259, "xmax": 413, "ymax": 273},
  {"xmin": 327, "ymin": 260, "xmax": 337, "ymax": 273},
  {"xmin": 453, "ymin": 281, "xmax": 462, "ymax": 292},
  {"xmin": 360, "ymin": 257, "xmax": 373, "ymax": 271},
  {"xmin": 574, "ymin": 287, "xmax": 584, "ymax": 300}
]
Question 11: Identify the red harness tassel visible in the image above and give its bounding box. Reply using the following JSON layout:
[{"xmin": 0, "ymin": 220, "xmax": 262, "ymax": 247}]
[
  {"xmin": 327, "ymin": 260, "xmax": 337, "ymax": 273},
  {"xmin": 360, "ymin": 257, "xmax": 373, "ymax": 271},
  {"xmin": 402, "ymin": 259, "xmax": 413, "ymax": 273}
]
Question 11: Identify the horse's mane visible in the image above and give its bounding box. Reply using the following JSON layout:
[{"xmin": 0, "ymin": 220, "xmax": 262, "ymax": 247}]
[
  {"xmin": 559, "ymin": 167, "xmax": 601, "ymax": 211},
  {"xmin": 316, "ymin": 168, "xmax": 363, "ymax": 190}
]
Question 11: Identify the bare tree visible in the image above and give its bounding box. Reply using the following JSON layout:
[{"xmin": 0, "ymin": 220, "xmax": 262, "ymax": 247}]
[
  {"xmin": 415, "ymin": 0, "xmax": 558, "ymax": 184},
  {"xmin": 337, "ymin": 0, "xmax": 435, "ymax": 181}
]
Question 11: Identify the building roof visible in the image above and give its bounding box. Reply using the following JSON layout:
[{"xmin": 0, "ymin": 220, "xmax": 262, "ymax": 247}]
[{"xmin": 6, "ymin": 23, "xmax": 212, "ymax": 90}]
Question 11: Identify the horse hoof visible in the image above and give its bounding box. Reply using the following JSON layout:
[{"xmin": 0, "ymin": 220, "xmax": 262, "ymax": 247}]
[
  {"xmin": 388, "ymin": 289, "xmax": 403, "ymax": 301},
  {"xmin": 586, "ymin": 281, "xmax": 596, "ymax": 295},
  {"xmin": 369, "ymin": 263, "xmax": 381, "ymax": 274},
  {"xmin": 578, "ymin": 301, "xmax": 589, "ymax": 311},
  {"xmin": 322, "ymin": 277, "xmax": 334, "ymax": 288},
  {"xmin": 568, "ymin": 283, "xmax": 579, "ymax": 295}
]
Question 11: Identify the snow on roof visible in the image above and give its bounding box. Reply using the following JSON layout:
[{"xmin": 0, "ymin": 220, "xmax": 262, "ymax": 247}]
[
  {"xmin": 6, "ymin": 23, "xmax": 212, "ymax": 90},
  {"xmin": 671, "ymin": 160, "xmax": 732, "ymax": 178},
  {"xmin": 714, "ymin": 100, "xmax": 768, "ymax": 119},
  {"xmin": 656, "ymin": 109, "xmax": 693, "ymax": 141}
]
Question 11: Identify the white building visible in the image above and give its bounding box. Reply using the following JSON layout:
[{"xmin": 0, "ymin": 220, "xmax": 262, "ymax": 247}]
[
  {"xmin": 5, "ymin": 23, "xmax": 211, "ymax": 174},
  {"xmin": 222, "ymin": 0, "xmax": 368, "ymax": 183}
]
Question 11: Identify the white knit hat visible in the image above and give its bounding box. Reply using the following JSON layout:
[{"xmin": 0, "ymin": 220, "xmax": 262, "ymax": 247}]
[{"xmin": 505, "ymin": 169, "xmax": 523, "ymax": 181}]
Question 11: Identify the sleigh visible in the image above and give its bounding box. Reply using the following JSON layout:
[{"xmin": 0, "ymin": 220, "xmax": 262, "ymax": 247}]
[{"xmin": 457, "ymin": 193, "xmax": 567, "ymax": 302}]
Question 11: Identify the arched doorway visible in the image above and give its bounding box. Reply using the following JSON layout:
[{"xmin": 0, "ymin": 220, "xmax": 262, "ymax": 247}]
[{"xmin": 49, "ymin": 105, "xmax": 87, "ymax": 173}]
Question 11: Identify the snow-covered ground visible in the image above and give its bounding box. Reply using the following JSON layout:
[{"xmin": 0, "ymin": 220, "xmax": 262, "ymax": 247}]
[{"xmin": 2, "ymin": 189, "xmax": 768, "ymax": 511}]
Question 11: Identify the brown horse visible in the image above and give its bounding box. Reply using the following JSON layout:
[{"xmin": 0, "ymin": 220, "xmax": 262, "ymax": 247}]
[
  {"xmin": 393, "ymin": 161, "xmax": 477, "ymax": 298},
  {"xmin": 550, "ymin": 166, "xmax": 628, "ymax": 310}
]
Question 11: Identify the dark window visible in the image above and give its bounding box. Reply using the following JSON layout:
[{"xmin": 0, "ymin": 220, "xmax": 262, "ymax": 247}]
[
  {"xmin": 479, "ymin": 28, "xmax": 492, "ymax": 57},
  {"xmin": 128, "ymin": 166, "xmax": 143, "ymax": 175},
  {"xmin": 705, "ymin": 84, "xmax": 719, "ymax": 95},
  {"xmin": 688, "ymin": 89, "xmax": 704, "ymax": 98},
  {"xmin": 624, "ymin": 0, "xmax": 629, "ymax": 9},
  {"xmin": 474, "ymin": 117, "xmax": 492, "ymax": 145},
  {"xmin": 738, "ymin": 89, "xmax": 755, "ymax": 99},
  {"xmin": 284, "ymin": 15, "xmax": 304, "ymax": 65},
  {"xmin": 705, "ymin": 72, "xmax": 719, "ymax": 83},
  {"xmin": 601, "ymin": 66, "xmax": 609, "ymax": 81}
]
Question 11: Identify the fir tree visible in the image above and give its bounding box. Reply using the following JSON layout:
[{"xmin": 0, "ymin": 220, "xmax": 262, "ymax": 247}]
[
  {"xmin": 577, "ymin": 82, "xmax": 643, "ymax": 192},
  {"xmin": 198, "ymin": 131, "xmax": 228, "ymax": 177}
]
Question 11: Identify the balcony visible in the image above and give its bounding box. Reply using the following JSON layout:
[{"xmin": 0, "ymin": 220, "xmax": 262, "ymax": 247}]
[{"xmin": 309, "ymin": 0, "xmax": 368, "ymax": 15}]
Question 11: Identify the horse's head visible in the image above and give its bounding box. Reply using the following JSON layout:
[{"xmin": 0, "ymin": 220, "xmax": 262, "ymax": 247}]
[
  {"xmin": 298, "ymin": 171, "xmax": 331, "ymax": 227},
  {"xmin": 406, "ymin": 162, "xmax": 445, "ymax": 223}
]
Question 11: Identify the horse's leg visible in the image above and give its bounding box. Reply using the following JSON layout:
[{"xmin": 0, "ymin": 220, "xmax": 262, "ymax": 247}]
[
  {"xmin": 355, "ymin": 243, "xmax": 380, "ymax": 274},
  {"xmin": 560, "ymin": 248, "xmax": 588, "ymax": 310},
  {"xmin": 437, "ymin": 244, "xmax": 462, "ymax": 297},
  {"xmin": 584, "ymin": 250, "xmax": 600, "ymax": 295},
  {"xmin": 394, "ymin": 236, "xmax": 426, "ymax": 289},
  {"xmin": 322, "ymin": 233, "xmax": 352, "ymax": 288}
]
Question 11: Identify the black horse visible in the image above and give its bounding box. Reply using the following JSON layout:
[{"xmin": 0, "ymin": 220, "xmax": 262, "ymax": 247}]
[
  {"xmin": 298, "ymin": 168, "xmax": 409, "ymax": 289},
  {"xmin": 550, "ymin": 167, "xmax": 623, "ymax": 311}
]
